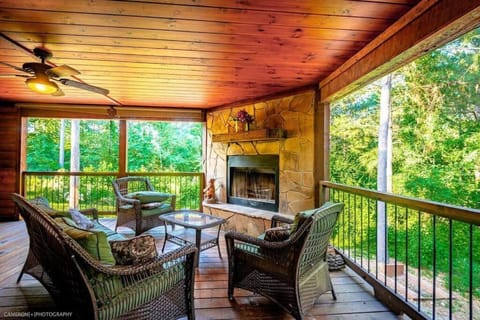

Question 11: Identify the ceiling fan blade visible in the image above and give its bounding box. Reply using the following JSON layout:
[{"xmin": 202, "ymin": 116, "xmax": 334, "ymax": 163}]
[
  {"xmin": 47, "ymin": 65, "xmax": 81, "ymax": 78},
  {"xmin": 52, "ymin": 87, "xmax": 65, "ymax": 96},
  {"xmin": 0, "ymin": 74, "xmax": 30, "ymax": 78},
  {"xmin": 59, "ymin": 78, "xmax": 109, "ymax": 96},
  {"xmin": 0, "ymin": 61, "xmax": 29, "ymax": 73}
]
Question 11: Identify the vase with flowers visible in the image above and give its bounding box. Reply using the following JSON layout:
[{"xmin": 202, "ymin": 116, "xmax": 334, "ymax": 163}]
[{"xmin": 232, "ymin": 109, "xmax": 254, "ymax": 132}]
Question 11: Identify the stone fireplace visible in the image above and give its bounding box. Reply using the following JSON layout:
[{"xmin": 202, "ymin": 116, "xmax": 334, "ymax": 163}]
[
  {"xmin": 227, "ymin": 155, "xmax": 279, "ymax": 212},
  {"xmin": 203, "ymin": 89, "xmax": 318, "ymax": 234}
]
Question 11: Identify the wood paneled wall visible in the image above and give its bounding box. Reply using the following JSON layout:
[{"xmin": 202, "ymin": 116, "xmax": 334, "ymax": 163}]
[{"xmin": 0, "ymin": 105, "xmax": 20, "ymax": 221}]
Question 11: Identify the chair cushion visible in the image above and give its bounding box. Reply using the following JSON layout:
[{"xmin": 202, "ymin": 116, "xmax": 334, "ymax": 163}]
[
  {"xmin": 125, "ymin": 191, "xmax": 170, "ymax": 204},
  {"xmin": 90, "ymin": 220, "xmax": 123, "ymax": 239},
  {"xmin": 97, "ymin": 263, "xmax": 186, "ymax": 319},
  {"xmin": 110, "ymin": 235, "xmax": 157, "ymax": 265},
  {"xmin": 141, "ymin": 202, "xmax": 163, "ymax": 210},
  {"xmin": 28, "ymin": 197, "xmax": 69, "ymax": 218},
  {"xmin": 54, "ymin": 217, "xmax": 116, "ymax": 265},
  {"xmin": 141, "ymin": 203, "xmax": 174, "ymax": 217}
]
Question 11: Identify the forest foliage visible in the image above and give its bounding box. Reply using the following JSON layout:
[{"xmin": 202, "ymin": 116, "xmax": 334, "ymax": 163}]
[
  {"xmin": 330, "ymin": 28, "xmax": 480, "ymax": 209},
  {"xmin": 26, "ymin": 120, "xmax": 203, "ymax": 173}
]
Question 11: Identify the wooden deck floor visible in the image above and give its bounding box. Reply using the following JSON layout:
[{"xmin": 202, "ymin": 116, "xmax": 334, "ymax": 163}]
[{"xmin": 0, "ymin": 219, "xmax": 402, "ymax": 319}]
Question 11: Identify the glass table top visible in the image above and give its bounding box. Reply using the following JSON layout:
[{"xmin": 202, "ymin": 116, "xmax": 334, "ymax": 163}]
[{"xmin": 160, "ymin": 210, "xmax": 225, "ymax": 229}]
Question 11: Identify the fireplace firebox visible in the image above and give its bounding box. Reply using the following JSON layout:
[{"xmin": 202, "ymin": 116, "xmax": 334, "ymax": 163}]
[{"xmin": 227, "ymin": 155, "xmax": 279, "ymax": 212}]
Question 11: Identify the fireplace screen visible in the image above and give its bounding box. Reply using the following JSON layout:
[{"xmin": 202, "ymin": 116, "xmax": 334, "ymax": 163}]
[{"xmin": 227, "ymin": 155, "xmax": 279, "ymax": 212}]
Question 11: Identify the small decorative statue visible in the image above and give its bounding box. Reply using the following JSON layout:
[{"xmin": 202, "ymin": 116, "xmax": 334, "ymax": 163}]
[{"xmin": 203, "ymin": 178, "xmax": 217, "ymax": 203}]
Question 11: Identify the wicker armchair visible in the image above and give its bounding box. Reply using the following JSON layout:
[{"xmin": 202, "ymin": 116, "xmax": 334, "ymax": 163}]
[
  {"xmin": 112, "ymin": 176, "xmax": 176, "ymax": 235},
  {"xmin": 12, "ymin": 193, "xmax": 196, "ymax": 320},
  {"xmin": 225, "ymin": 202, "xmax": 344, "ymax": 320}
]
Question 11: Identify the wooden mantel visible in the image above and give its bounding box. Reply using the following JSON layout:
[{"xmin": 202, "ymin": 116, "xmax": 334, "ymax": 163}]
[{"xmin": 211, "ymin": 129, "xmax": 286, "ymax": 143}]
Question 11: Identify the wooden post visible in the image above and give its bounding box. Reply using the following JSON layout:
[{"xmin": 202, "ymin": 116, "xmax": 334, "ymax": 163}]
[
  {"xmin": 315, "ymin": 87, "xmax": 330, "ymax": 205},
  {"xmin": 119, "ymin": 120, "xmax": 127, "ymax": 177}
]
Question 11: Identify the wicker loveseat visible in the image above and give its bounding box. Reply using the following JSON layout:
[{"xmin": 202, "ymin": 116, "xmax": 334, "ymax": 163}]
[
  {"xmin": 225, "ymin": 202, "xmax": 344, "ymax": 320},
  {"xmin": 12, "ymin": 193, "xmax": 196, "ymax": 320},
  {"xmin": 112, "ymin": 176, "xmax": 176, "ymax": 235}
]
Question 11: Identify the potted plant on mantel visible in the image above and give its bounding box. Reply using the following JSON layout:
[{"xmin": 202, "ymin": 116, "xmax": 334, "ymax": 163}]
[{"xmin": 231, "ymin": 109, "xmax": 254, "ymax": 132}]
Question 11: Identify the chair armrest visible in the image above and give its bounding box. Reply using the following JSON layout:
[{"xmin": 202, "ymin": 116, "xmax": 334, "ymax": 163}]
[
  {"xmin": 271, "ymin": 215, "xmax": 293, "ymax": 228},
  {"xmin": 79, "ymin": 208, "xmax": 99, "ymax": 220},
  {"xmin": 225, "ymin": 230, "xmax": 292, "ymax": 253},
  {"xmin": 82, "ymin": 243, "xmax": 197, "ymax": 276}
]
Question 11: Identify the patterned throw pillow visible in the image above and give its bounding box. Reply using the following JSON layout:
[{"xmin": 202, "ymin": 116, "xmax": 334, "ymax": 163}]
[
  {"xmin": 110, "ymin": 235, "xmax": 157, "ymax": 265},
  {"xmin": 69, "ymin": 209, "xmax": 94, "ymax": 229},
  {"xmin": 264, "ymin": 226, "xmax": 290, "ymax": 242}
]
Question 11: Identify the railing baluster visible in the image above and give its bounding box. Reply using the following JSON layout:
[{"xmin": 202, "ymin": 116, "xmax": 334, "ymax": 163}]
[
  {"xmin": 418, "ymin": 210, "xmax": 422, "ymax": 312},
  {"xmin": 469, "ymin": 224, "xmax": 473, "ymax": 320},
  {"xmin": 360, "ymin": 195, "xmax": 364, "ymax": 268},
  {"xmin": 353, "ymin": 193, "xmax": 357, "ymax": 263},
  {"xmin": 376, "ymin": 199, "xmax": 379, "ymax": 279},
  {"xmin": 405, "ymin": 207, "xmax": 409, "ymax": 302},
  {"xmin": 367, "ymin": 199, "xmax": 376, "ymax": 273},
  {"xmin": 433, "ymin": 215, "xmax": 436, "ymax": 319},
  {"xmin": 348, "ymin": 192, "xmax": 351, "ymax": 259},
  {"xmin": 448, "ymin": 219, "xmax": 452, "ymax": 320},
  {"xmin": 394, "ymin": 204, "xmax": 398, "ymax": 293}
]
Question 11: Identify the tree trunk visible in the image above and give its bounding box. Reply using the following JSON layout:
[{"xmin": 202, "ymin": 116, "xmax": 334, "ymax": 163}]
[
  {"xmin": 59, "ymin": 119, "xmax": 65, "ymax": 168},
  {"xmin": 377, "ymin": 74, "xmax": 392, "ymax": 265},
  {"xmin": 69, "ymin": 120, "xmax": 80, "ymax": 208}
]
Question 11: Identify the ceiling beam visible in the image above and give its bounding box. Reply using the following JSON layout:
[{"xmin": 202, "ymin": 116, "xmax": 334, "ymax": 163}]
[{"xmin": 319, "ymin": 0, "xmax": 480, "ymax": 102}]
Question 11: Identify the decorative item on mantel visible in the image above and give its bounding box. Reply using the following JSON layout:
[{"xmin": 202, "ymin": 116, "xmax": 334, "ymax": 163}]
[
  {"xmin": 231, "ymin": 109, "xmax": 254, "ymax": 132},
  {"xmin": 203, "ymin": 178, "xmax": 217, "ymax": 204}
]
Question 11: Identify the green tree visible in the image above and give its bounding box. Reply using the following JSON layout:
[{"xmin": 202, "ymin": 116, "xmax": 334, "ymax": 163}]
[{"xmin": 127, "ymin": 121, "xmax": 202, "ymax": 172}]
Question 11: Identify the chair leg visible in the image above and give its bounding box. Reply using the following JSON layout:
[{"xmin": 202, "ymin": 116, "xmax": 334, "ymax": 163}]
[
  {"xmin": 16, "ymin": 269, "xmax": 24, "ymax": 283},
  {"xmin": 17, "ymin": 250, "xmax": 34, "ymax": 283},
  {"xmin": 227, "ymin": 268, "xmax": 234, "ymax": 300},
  {"xmin": 228, "ymin": 286, "xmax": 234, "ymax": 301}
]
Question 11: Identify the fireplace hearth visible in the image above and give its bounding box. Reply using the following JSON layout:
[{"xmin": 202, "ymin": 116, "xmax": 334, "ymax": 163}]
[{"xmin": 227, "ymin": 155, "xmax": 279, "ymax": 212}]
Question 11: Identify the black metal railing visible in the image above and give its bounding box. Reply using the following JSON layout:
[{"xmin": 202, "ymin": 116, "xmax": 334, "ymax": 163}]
[
  {"xmin": 22, "ymin": 171, "xmax": 205, "ymax": 214},
  {"xmin": 320, "ymin": 181, "xmax": 480, "ymax": 320}
]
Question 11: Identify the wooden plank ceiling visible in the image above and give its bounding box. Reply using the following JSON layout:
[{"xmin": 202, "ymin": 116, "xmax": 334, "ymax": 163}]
[{"xmin": 0, "ymin": 0, "xmax": 420, "ymax": 109}]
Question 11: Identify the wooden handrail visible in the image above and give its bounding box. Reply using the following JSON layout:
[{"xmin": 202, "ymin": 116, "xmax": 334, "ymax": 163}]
[
  {"xmin": 22, "ymin": 171, "xmax": 202, "ymax": 176},
  {"xmin": 320, "ymin": 181, "xmax": 480, "ymax": 226}
]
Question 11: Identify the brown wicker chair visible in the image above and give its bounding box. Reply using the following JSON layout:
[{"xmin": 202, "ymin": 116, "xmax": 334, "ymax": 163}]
[
  {"xmin": 112, "ymin": 176, "xmax": 176, "ymax": 235},
  {"xmin": 12, "ymin": 193, "xmax": 196, "ymax": 320},
  {"xmin": 225, "ymin": 202, "xmax": 344, "ymax": 320}
]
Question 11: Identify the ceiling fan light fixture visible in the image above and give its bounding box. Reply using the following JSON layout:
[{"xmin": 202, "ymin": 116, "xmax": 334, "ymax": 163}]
[{"xmin": 26, "ymin": 76, "xmax": 59, "ymax": 94}]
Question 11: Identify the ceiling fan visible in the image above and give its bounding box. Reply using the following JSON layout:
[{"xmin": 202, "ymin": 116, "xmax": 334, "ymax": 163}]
[{"xmin": 0, "ymin": 46, "xmax": 109, "ymax": 96}]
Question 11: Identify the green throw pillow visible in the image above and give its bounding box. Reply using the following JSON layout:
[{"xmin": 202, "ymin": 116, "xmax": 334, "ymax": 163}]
[
  {"xmin": 125, "ymin": 191, "xmax": 170, "ymax": 204},
  {"xmin": 290, "ymin": 208, "xmax": 318, "ymax": 234},
  {"xmin": 290, "ymin": 202, "xmax": 335, "ymax": 233},
  {"xmin": 55, "ymin": 217, "xmax": 116, "ymax": 265}
]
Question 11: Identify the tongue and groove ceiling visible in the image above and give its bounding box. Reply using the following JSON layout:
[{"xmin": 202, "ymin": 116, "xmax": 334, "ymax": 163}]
[{"xmin": 0, "ymin": 0, "xmax": 421, "ymax": 109}]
